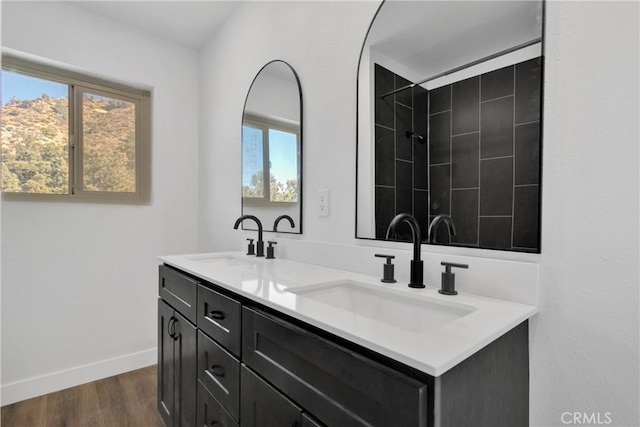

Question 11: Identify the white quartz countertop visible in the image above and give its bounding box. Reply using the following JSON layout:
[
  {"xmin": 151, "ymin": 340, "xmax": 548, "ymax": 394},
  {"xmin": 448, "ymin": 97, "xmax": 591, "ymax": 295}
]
[{"xmin": 159, "ymin": 251, "xmax": 538, "ymax": 377}]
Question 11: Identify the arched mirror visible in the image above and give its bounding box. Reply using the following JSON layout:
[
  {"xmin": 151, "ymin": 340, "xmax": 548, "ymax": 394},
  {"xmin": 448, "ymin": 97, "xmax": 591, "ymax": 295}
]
[
  {"xmin": 356, "ymin": 0, "xmax": 544, "ymax": 252},
  {"xmin": 242, "ymin": 60, "xmax": 302, "ymax": 234}
]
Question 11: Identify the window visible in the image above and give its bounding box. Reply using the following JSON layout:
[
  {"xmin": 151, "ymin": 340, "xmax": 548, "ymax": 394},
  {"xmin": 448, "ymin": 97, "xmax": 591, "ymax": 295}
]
[
  {"xmin": 1, "ymin": 55, "xmax": 150, "ymax": 203},
  {"xmin": 242, "ymin": 115, "xmax": 299, "ymax": 204}
]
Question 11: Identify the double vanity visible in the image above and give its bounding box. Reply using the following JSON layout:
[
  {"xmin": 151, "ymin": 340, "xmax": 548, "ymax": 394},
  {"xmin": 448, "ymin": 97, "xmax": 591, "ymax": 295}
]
[
  {"xmin": 157, "ymin": 252, "xmax": 537, "ymax": 427},
  {"xmin": 159, "ymin": 1, "xmax": 544, "ymax": 424}
]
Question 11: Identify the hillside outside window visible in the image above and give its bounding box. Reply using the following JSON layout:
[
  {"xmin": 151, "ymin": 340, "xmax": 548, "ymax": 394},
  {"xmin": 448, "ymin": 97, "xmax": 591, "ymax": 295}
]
[{"xmin": 1, "ymin": 55, "xmax": 150, "ymax": 203}]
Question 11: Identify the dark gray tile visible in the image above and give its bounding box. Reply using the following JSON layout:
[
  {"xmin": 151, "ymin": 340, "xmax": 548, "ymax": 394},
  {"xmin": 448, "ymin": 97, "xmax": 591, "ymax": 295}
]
[
  {"xmin": 395, "ymin": 103, "xmax": 413, "ymax": 161},
  {"xmin": 413, "ymin": 140, "xmax": 428, "ymax": 190},
  {"xmin": 481, "ymin": 65, "xmax": 514, "ymax": 101},
  {"xmin": 396, "ymin": 74, "xmax": 413, "ymax": 108},
  {"xmin": 413, "ymin": 86, "xmax": 428, "ymax": 139},
  {"xmin": 451, "ymin": 189, "xmax": 479, "ymax": 245},
  {"xmin": 430, "ymin": 85, "xmax": 451, "ymax": 114},
  {"xmin": 515, "ymin": 57, "xmax": 542, "ymax": 124},
  {"xmin": 375, "ymin": 186, "xmax": 395, "ymax": 239},
  {"xmin": 375, "ymin": 64, "xmax": 395, "ymax": 129},
  {"xmin": 414, "ymin": 190, "xmax": 429, "ymax": 242},
  {"xmin": 429, "ymin": 111, "xmax": 450, "ymax": 165},
  {"xmin": 513, "ymin": 185, "xmax": 540, "ymax": 250},
  {"xmin": 479, "ymin": 217, "xmax": 512, "ymax": 250},
  {"xmin": 452, "ymin": 133, "xmax": 479, "ymax": 189},
  {"xmin": 413, "ymin": 87, "xmax": 429, "ymax": 190},
  {"xmin": 515, "ymin": 122, "xmax": 541, "ymax": 185},
  {"xmin": 375, "ymin": 125, "xmax": 395, "ymax": 186},
  {"xmin": 430, "ymin": 164, "xmax": 450, "ymax": 215},
  {"xmin": 481, "ymin": 96, "xmax": 514, "ymax": 158},
  {"xmin": 396, "ymin": 160, "xmax": 413, "ymax": 215},
  {"xmin": 480, "ymin": 157, "xmax": 513, "ymax": 216},
  {"xmin": 452, "ymin": 76, "xmax": 480, "ymax": 135}
]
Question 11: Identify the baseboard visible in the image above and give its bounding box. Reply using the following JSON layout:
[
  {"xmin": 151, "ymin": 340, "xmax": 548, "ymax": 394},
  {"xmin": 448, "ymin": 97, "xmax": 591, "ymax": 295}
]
[{"xmin": 1, "ymin": 347, "xmax": 157, "ymax": 406}]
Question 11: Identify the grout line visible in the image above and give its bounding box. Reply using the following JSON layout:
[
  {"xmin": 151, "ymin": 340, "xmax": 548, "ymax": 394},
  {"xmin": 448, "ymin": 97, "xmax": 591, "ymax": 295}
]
[
  {"xmin": 481, "ymin": 155, "xmax": 514, "ymax": 161},
  {"xmin": 429, "ymin": 109, "xmax": 451, "ymax": 117},
  {"xmin": 375, "ymin": 123, "xmax": 395, "ymax": 132},
  {"xmin": 511, "ymin": 64, "xmax": 516, "ymax": 249},
  {"xmin": 480, "ymin": 94, "xmax": 514, "ymax": 104},
  {"xmin": 451, "ymin": 130, "xmax": 480, "ymax": 138},
  {"xmin": 515, "ymin": 120, "xmax": 540, "ymax": 127}
]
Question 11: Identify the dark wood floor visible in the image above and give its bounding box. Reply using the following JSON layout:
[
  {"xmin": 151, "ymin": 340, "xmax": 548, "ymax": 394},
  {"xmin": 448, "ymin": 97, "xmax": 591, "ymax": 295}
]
[{"xmin": 1, "ymin": 365, "xmax": 164, "ymax": 427}]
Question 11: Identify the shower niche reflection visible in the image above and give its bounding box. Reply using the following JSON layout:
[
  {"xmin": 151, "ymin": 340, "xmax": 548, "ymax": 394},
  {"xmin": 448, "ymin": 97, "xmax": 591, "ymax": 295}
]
[{"xmin": 357, "ymin": 1, "xmax": 544, "ymax": 252}]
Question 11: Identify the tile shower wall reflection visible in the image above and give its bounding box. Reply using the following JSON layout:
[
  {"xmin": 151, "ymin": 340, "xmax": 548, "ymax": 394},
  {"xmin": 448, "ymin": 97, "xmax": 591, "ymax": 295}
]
[
  {"xmin": 374, "ymin": 64, "xmax": 429, "ymax": 241},
  {"xmin": 374, "ymin": 59, "xmax": 541, "ymax": 251}
]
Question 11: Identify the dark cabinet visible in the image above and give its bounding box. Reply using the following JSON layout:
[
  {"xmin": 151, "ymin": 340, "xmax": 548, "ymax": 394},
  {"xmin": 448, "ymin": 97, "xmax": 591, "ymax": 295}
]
[
  {"xmin": 301, "ymin": 414, "xmax": 324, "ymax": 427},
  {"xmin": 197, "ymin": 284, "xmax": 242, "ymax": 357},
  {"xmin": 240, "ymin": 365, "xmax": 301, "ymax": 427},
  {"xmin": 158, "ymin": 264, "xmax": 529, "ymax": 427},
  {"xmin": 242, "ymin": 307, "xmax": 429, "ymax": 427},
  {"xmin": 197, "ymin": 330, "xmax": 240, "ymax": 421},
  {"xmin": 157, "ymin": 299, "xmax": 197, "ymax": 427},
  {"xmin": 197, "ymin": 381, "xmax": 239, "ymax": 427}
]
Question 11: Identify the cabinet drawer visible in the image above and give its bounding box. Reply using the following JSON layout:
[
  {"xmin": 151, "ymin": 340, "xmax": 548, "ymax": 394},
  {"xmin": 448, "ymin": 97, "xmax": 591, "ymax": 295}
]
[
  {"xmin": 159, "ymin": 265, "xmax": 197, "ymax": 322},
  {"xmin": 197, "ymin": 380, "xmax": 238, "ymax": 427},
  {"xmin": 197, "ymin": 284, "xmax": 241, "ymax": 357},
  {"xmin": 242, "ymin": 307, "xmax": 429, "ymax": 427},
  {"xmin": 197, "ymin": 331, "xmax": 240, "ymax": 422},
  {"xmin": 241, "ymin": 365, "xmax": 301, "ymax": 427}
]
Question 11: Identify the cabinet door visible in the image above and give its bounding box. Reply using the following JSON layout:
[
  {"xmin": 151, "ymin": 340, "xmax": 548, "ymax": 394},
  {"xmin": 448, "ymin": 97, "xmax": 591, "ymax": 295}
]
[
  {"xmin": 174, "ymin": 310, "xmax": 197, "ymax": 427},
  {"xmin": 158, "ymin": 299, "xmax": 175, "ymax": 427},
  {"xmin": 197, "ymin": 380, "xmax": 239, "ymax": 427},
  {"xmin": 240, "ymin": 365, "xmax": 301, "ymax": 427}
]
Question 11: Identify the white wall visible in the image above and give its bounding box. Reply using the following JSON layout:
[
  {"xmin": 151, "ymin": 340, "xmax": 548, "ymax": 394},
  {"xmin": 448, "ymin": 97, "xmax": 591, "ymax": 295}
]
[
  {"xmin": 1, "ymin": 2, "xmax": 200, "ymax": 404},
  {"xmin": 199, "ymin": 1, "xmax": 639, "ymax": 426}
]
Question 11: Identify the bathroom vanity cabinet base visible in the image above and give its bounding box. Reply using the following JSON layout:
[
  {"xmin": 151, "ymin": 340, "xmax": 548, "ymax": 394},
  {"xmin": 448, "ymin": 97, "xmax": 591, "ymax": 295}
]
[{"xmin": 157, "ymin": 264, "xmax": 529, "ymax": 427}]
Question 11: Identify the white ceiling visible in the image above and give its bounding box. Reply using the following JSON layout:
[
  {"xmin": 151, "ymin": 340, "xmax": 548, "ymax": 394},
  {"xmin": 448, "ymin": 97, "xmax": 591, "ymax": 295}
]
[
  {"xmin": 67, "ymin": 1, "xmax": 240, "ymax": 49},
  {"xmin": 368, "ymin": 0, "xmax": 543, "ymax": 80}
]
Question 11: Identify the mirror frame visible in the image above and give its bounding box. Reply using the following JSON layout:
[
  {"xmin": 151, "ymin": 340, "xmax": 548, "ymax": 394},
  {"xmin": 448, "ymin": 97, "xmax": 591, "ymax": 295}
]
[
  {"xmin": 355, "ymin": 0, "xmax": 546, "ymax": 253},
  {"xmin": 241, "ymin": 59, "xmax": 304, "ymax": 235}
]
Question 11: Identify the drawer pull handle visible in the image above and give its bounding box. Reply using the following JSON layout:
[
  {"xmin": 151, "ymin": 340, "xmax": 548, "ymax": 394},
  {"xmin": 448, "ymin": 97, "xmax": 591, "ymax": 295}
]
[
  {"xmin": 209, "ymin": 365, "xmax": 225, "ymax": 377},
  {"xmin": 208, "ymin": 310, "xmax": 225, "ymax": 320}
]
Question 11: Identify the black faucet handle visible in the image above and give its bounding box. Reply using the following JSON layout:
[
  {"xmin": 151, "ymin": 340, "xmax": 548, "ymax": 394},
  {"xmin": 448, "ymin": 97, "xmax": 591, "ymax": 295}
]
[
  {"xmin": 440, "ymin": 261, "xmax": 469, "ymax": 273},
  {"xmin": 375, "ymin": 254, "xmax": 396, "ymax": 283},
  {"xmin": 246, "ymin": 238, "xmax": 255, "ymax": 256},
  {"xmin": 439, "ymin": 262, "xmax": 468, "ymax": 295},
  {"xmin": 266, "ymin": 241, "xmax": 277, "ymax": 259},
  {"xmin": 375, "ymin": 254, "xmax": 395, "ymax": 263}
]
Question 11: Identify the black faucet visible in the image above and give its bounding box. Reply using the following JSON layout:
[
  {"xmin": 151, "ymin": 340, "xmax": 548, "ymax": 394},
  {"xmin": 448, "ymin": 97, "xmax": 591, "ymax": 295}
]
[
  {"xmin": 427, "ymin": 214, "xmax": 457, "ymax": 244},
  {"xmin": 386, "ymin": 213, "xmax": 424, "ymax": 288},
  {"xmin": 273, "ymin": 214, "xmax": 295, "ymax": 231},
  {"xmin": 233, "ymin": 215, "xmax": 265, "ymax": 257}
]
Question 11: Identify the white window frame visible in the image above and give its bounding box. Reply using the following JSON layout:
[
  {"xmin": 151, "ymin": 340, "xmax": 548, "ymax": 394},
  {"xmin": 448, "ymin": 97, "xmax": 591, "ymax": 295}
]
[{"xmin": 1, "ymin": 54, "xmax": 151, "ymax": 204}]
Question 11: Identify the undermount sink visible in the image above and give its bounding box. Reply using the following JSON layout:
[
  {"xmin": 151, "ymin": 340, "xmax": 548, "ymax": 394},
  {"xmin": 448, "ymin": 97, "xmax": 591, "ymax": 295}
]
[{"xmin": 286, "ymin": 280, "xmax": 476, "ymax": 333}]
